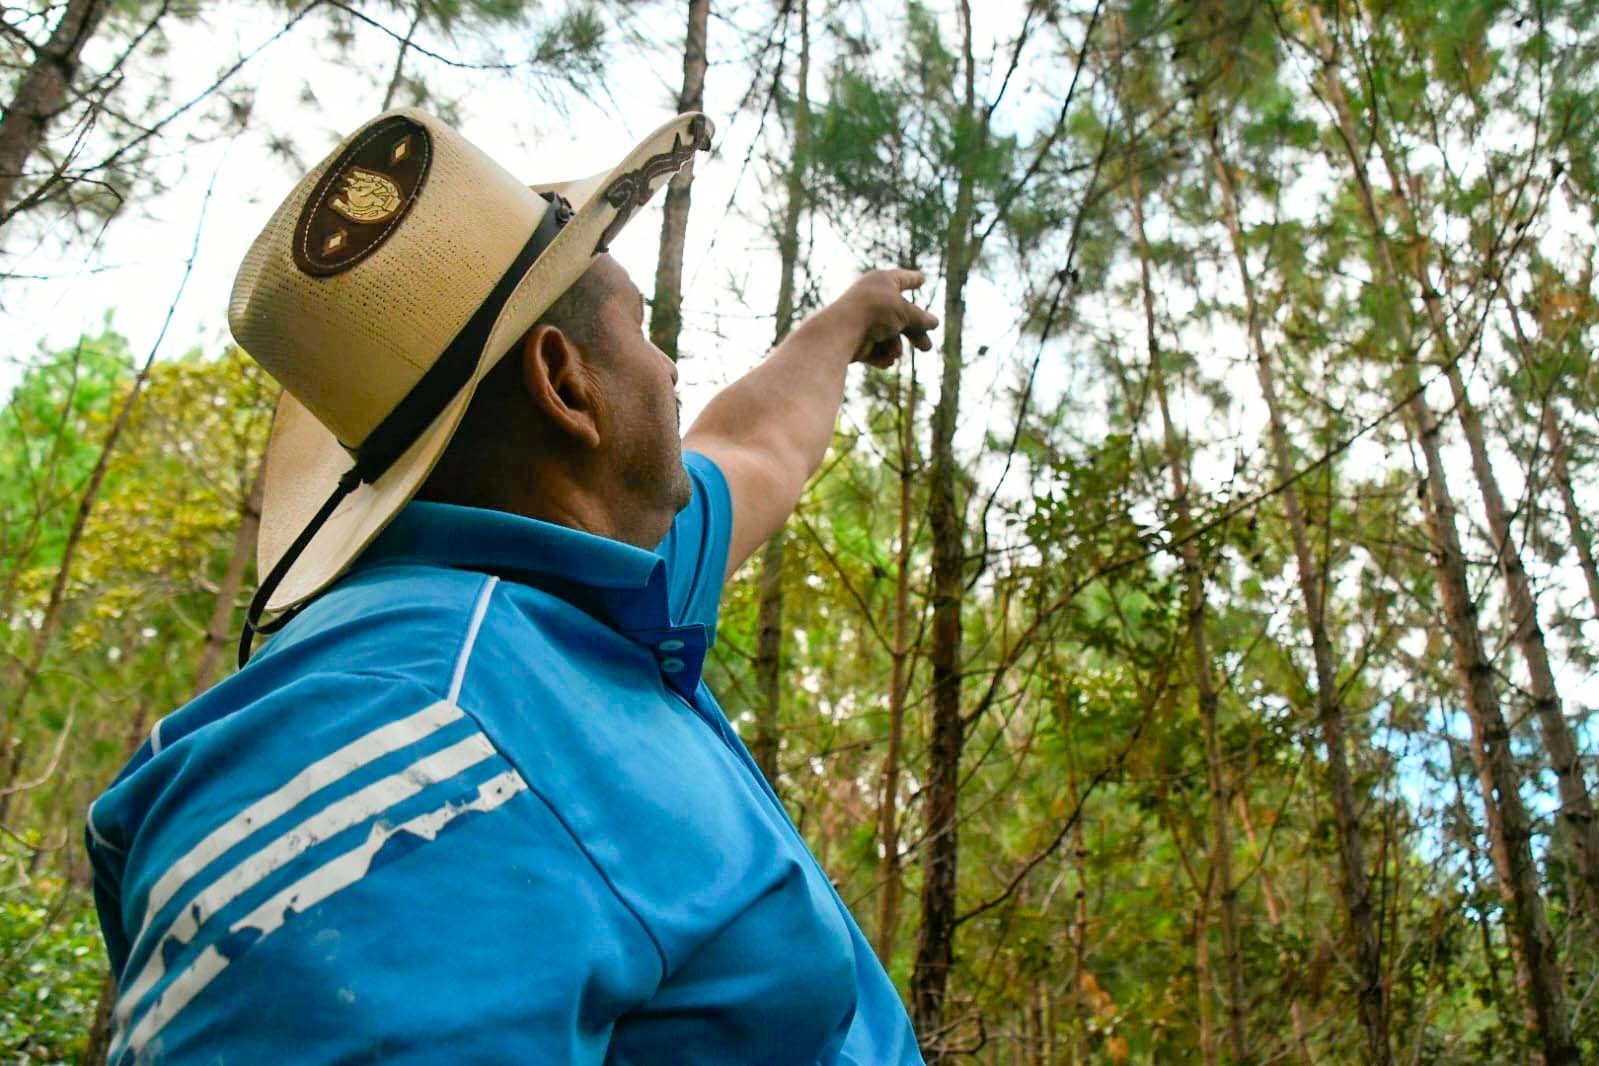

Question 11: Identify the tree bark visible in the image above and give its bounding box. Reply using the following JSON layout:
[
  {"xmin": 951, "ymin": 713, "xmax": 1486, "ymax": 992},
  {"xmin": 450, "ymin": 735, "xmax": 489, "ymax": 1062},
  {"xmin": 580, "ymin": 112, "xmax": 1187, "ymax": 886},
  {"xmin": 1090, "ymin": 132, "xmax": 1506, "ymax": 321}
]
[
  {"xmin": 874, "ymin": 360, "xmax": 915, "ymax": 962},
  {"xmin": 1437, "ymin": 354, "xmax": 1599, "ymax": 918},
  {"xmin": 380, "ymin": 2, "xmax": 426, "ymax": 110},
  {"xmin": 1128, "ymin": 161, "xmax": 1249, "ymax": 1064},
  {"xmin": 1310, "ymin": 9, "xmax": 1574, "ymax": 1060},
  {"xmin": 648, "ymin": 0, "xmax": 711, "ymax": 362},
  {"xmin": 909, "ymin": 3, "xmax": 977, "ymax": 1048},
  {"xmin": 83, "ymin": 969, "xmax": 117, "ymax": 1066},
  {"xmin": 1209, "ymin": 128, "xmax": 1391, "ymax": 1065},
  {"xmin": 1363, "ymin": 116, "xmax": 1599, "ymax": 923},
  {"xmin": 748, "ymin": 0, "xmax": 812, "ymax": 789},
  {"xmin": 0, "ymin": 0, "xmax": 111, "ymax": 227},
  {"xmin": 751, "ymin": 531, "xmax": 784, "ymax": 782}
]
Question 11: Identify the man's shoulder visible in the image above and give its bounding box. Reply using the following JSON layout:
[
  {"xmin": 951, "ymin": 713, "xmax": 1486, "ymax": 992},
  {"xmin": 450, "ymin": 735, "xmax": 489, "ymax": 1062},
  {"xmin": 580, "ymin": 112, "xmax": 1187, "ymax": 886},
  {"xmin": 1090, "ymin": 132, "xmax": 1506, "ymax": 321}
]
[
  {"xmin": 89, "ymin": 566, "xmax": 511, "ymax": 864},
  {"xmin": 260, "ymin": 561, "xmax": 502, "ymax": 683}
]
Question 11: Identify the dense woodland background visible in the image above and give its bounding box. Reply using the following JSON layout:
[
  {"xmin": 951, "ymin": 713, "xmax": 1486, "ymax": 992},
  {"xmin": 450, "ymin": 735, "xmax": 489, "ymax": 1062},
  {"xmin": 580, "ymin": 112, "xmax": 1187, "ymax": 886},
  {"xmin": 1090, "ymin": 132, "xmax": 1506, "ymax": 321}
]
[{"xmin": 3, "ymin": 0, "xmax": 1599, "ymax": 1062}]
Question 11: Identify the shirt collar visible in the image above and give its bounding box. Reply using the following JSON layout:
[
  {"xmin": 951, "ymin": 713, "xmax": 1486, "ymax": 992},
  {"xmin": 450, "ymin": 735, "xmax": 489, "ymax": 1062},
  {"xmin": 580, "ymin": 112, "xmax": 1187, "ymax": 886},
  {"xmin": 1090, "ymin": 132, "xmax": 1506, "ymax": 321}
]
[{"xmin": 349, "ymin": 500, "xmax": 676, "ymax": 639}]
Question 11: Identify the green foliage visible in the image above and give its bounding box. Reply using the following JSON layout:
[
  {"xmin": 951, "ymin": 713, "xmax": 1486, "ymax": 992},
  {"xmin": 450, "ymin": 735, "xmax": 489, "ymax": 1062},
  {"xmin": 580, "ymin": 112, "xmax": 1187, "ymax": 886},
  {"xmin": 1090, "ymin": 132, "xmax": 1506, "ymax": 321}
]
[
  {"xmin": 0, "ymin": 330, "xmax": 134, "ymax": 609},
  {"xmin": 0, "ymin": 887, "xmax": 103, "ymax": 1065}
]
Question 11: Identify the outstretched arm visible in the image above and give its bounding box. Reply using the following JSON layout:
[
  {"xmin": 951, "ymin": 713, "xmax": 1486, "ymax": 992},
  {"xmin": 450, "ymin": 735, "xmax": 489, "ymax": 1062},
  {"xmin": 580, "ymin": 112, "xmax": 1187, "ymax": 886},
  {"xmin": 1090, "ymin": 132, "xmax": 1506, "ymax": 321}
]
[{"xmin": 683, "ymin": 268, "xmax": 938, "ymax": 578}]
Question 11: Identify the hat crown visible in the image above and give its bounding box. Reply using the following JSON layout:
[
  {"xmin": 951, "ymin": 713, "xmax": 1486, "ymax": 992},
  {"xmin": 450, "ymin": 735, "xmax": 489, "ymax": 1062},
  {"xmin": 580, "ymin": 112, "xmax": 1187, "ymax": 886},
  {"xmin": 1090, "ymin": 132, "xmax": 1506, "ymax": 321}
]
[{"xmin": 229, "ymin": 108, "xmax": 551, "ymax": 450}]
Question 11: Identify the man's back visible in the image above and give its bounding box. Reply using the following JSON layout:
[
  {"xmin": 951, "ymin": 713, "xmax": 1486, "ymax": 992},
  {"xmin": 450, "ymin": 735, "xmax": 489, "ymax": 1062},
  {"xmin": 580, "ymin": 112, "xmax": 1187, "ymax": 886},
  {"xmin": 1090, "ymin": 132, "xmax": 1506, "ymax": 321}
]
[{"xmin": 88, "ymin": 454, "xmax": 922, "ymax": 1064}]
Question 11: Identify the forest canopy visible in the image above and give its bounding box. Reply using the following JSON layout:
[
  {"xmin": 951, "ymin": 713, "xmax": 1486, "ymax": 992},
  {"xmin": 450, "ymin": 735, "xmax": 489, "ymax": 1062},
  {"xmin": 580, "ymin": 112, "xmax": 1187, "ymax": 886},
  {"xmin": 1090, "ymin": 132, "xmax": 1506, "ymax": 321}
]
[{"xmin": 3, "ymin": 0, "xmax": 1599, "ymax": 1063}]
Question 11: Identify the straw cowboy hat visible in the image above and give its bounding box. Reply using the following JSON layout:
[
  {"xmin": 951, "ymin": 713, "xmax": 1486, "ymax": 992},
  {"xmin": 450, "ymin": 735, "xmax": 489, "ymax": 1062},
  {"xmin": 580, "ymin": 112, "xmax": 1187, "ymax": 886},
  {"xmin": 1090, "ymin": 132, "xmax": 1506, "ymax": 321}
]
[{"xmin": 228, "ymin": 107, "xmax": 713, "ymax": 664}]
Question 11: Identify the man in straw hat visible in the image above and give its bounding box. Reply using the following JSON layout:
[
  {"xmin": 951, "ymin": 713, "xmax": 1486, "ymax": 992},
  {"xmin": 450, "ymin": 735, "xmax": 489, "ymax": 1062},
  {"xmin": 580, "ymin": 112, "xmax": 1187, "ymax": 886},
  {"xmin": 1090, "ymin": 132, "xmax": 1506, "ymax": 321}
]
[{"xmin": 86, "ymin": 107, "xmax": 938, "ymax": 1063}]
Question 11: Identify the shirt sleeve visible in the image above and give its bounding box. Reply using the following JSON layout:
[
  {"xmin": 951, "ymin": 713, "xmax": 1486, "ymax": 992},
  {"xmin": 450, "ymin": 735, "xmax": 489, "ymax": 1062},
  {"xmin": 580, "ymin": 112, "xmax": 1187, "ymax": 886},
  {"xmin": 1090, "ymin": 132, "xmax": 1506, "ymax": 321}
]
[
  {"xmin": 656, "ymin": 450, "xmax": 733, "ymax": 635},
  {"xmin": 97, "ymin": 673, "xmax": 659, "ymax": 1065}
]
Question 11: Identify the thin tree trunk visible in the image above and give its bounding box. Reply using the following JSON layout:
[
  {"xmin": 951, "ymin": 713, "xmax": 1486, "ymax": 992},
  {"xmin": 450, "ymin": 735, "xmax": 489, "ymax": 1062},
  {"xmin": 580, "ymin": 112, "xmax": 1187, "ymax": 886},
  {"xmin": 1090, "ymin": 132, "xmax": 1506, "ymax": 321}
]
[
  {"xmin": 1192, "ymin": 855, "xmax": 1220, "ymax": 1066},
  {"xmin": 908, "ymin": 2, "xmax": 977, "ymax": 1049},
  {"xmin": 1234, "ymin": 794, "xmax": 1313, "ymax": 1066},
  {"xmin": 1026, "ymin": 983, "xmax": 1044, "ymax": 1066},
  {"xmin": 874, "ymin": 362, "xmax": 915, "ymax": 962},
  {"xmin": 1308, "ymin": 10, "xmax": 1573, "ymax": 1059},
  {"xmin": 380, "ymin": 2, "xmax": 426, "ymax": 110},
  {"xmin": 0, "ymin": 0, "xmax": 110, "ymax": 226},
  {"xmin": 1209, "ymin": 128, "xmax": 1390, "ymax": 1065},
  {"xmin": 191, "ymin": 456, "xmax": 267, "ymax": 697},
  {"xmin": 750, "ymin": 531, "xmax": 783, "ymax": 781},
  {"xmin": 750, "ymin": 0, "xmax": 811, "ymax": 791},
  {"xmin": 648, "ymin": 0, "xmax": 711, "ymax": 361},
  {"xmin": 1409, "ymin": 392, "xmax": 1570, "ymax": 1062},
  {"xmin": 83, "ymin": 970, "xmax": 117, "ymax": 1065},
  {"xmin": 0, "ymin": 338, "xmax": 92, "ymax": 624},
  {"xmin": 1363, "ymin": 116, "xmax": 1599, "ymax": 922},
  {"xmin": 1438, "ymin": 353, "xmax": 1599, "ymax": 917},
  {"xmin": 1127, "ymin": 160, "xmax": 1248, "ymax": 1064},
  {"xmin": 1501, "ymin": 297, "xmax": 1599, "ymax": 621},
  {"xmin": 1541, "ymin": 404, "xmax": 1599, "ymax": 619},
  {"xmin": 2, "ymin": 353, "xmax": 159, "ymax": 780},
  {"xmin": 1450, "ymin": 740, "xmax": 1513, "ymax": 1036}
]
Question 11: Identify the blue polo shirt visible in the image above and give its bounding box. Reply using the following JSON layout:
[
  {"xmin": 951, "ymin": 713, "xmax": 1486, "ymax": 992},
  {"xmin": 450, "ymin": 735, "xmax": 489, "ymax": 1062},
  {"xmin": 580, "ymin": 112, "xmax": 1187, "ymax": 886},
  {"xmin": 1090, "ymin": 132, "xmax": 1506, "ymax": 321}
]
[{"xmin": 86, "ymin": 452, "xmax": 922, "ymax": 1065}]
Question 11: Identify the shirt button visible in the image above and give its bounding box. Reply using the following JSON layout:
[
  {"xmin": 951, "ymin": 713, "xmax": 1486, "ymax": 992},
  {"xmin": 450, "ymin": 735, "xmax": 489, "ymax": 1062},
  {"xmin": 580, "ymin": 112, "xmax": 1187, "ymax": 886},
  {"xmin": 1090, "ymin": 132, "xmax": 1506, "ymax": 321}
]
[
  {"xmin": 660, "ymin": 657, "xmax": 685, "ymax": 674},
  {"xmin": 658, "ymin": 638, "xmax": 685, "ymax": 652}
]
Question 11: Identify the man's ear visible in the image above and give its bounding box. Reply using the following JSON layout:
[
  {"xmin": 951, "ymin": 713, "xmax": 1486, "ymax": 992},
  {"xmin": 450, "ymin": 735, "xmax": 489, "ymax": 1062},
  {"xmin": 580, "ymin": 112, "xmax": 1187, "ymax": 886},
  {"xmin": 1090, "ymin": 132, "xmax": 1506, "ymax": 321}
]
[{"xmin": 518, "ymin": 324, "xmax": 602, "ymax": 449}]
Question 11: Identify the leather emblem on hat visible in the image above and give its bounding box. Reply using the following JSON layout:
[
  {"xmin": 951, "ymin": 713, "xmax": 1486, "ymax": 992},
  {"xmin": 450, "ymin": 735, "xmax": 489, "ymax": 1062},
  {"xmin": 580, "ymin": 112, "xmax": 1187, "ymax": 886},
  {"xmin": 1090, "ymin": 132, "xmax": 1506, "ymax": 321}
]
[
  {"xmin": 293, "ymin": 117, "xmax": 431, "ymax": 277},
  {"xmin": 596, "ymin": 116, "xmax": 712, "ymax": 255},
  {"xmin": 330, "ymin": 167, "xmax": 403, "ymax": 223}
]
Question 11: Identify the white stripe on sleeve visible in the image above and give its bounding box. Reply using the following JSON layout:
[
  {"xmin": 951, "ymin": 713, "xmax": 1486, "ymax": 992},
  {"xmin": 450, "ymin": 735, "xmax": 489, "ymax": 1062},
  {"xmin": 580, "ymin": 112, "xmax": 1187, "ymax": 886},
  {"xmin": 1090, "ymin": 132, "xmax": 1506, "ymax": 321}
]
[
  {"xmin": 114, "ymin": 769, "xmax": 528, "ymax": 1061},
  {"xmin": 115, "ymin": 728, "xmax": 495, "ymax": 1035},
  {"xmin": 140, "ymin": 700, "xmax": 464, "ymax": 932}
]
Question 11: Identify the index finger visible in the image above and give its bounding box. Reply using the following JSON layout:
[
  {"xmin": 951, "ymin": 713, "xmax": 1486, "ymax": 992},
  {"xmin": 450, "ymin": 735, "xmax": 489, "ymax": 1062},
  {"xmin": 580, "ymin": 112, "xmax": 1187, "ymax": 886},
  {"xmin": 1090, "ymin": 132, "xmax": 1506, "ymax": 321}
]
[{"xmin": 892, "ymin": 268, "xmax": 926, "ymax": 290}]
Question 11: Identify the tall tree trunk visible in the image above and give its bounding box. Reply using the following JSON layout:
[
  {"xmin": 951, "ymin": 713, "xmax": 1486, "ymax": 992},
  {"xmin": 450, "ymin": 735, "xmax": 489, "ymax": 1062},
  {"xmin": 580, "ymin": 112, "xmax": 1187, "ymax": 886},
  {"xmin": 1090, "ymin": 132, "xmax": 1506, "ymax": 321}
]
[
  {"xmin": 1363, "ymin": 117, "xmax": 1599, "ymax": 922},
  {"xmin": 750, "ymin": 0, "xmax": 811, "ymax": 790},
  {"xmin": 1127, "ymin": 163, "xmax": 1248, "ymax": 1064},
  {"xmin": 648, "ymin": 0, "xmax": 711, "ymax": 362},
  {"xmin": 1189, "ymin": 849, "xmax": 1220, "ymax": 1066},
  {"xmin": 1437, "ymin": 353, "xmax": 1599, "ymax": 918},
  {"xmin": 1407, "ymin": 394, "xmax": 1572, "ymax": 1062},
  {"xmin": 909, "ymin": 2, "xmax": 977, "ymax": 1047},
  {"xmin": 191, "ymin": 456, "xmax": 267, "ymax": 697},
  {"xmin": 1309, "ymin": 10, "xmax": 1574, "ymax": 1059},
  {"xmin": 0, "ymin": 0, "xmax": 110, "ymax": 227},
  {"xmin": 874, "ymin": 359, "xmax": 915, "ymax": 962},
  {"xmin": 380, "ymin": 2, "xmax": 426, "ymax": 110},
  {"xmin": 1209, "ymin": 128, "xmax": 1391, "ymax": 1065}
]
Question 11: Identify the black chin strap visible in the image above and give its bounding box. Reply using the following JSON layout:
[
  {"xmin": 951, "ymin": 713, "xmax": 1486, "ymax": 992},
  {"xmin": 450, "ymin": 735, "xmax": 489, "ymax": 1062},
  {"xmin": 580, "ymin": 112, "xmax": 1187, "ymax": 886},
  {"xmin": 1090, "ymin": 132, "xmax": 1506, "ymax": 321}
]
[
  {"xmin": 237, "ymin": 193, "xmax": 575, "ymax": 669},
  {"xmin": 237, "ymin": 467, "xmax": 362, "ymax": 668}
]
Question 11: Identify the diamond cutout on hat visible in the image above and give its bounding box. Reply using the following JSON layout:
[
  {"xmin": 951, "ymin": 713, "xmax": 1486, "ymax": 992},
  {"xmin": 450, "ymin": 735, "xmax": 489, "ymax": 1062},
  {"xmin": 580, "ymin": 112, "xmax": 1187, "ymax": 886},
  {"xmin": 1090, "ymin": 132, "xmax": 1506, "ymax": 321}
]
[
  {"xmin": 390, "ymin": 137, "xmax": 411, "ymax": 164},
  {"xmin": 322, "ymin": 229, "xmax": 348, "ymax": 254}
]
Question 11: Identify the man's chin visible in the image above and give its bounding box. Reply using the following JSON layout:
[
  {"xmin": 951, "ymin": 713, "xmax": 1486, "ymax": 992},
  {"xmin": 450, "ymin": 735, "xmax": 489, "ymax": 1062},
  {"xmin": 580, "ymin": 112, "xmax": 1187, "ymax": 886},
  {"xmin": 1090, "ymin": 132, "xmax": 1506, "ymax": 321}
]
[{"xmin": 671, "ymin": 463, "xmax": 694, "ymax": 514}]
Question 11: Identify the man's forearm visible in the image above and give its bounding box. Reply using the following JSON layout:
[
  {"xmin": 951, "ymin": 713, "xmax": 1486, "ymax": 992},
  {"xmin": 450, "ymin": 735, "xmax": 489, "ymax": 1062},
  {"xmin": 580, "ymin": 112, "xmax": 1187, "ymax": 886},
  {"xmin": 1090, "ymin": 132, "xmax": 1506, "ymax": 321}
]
[{"xmin": 683, "ymin": 269, "xmax": 935, "ymax": 575}]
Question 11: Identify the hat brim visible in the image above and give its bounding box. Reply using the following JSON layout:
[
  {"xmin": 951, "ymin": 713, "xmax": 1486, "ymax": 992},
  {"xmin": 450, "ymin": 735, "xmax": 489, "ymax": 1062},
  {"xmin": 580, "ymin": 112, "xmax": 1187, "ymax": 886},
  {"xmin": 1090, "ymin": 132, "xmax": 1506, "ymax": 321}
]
[{"xmin": 256, "ymin": 112, "xmax": 710, "ymax": 614}]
